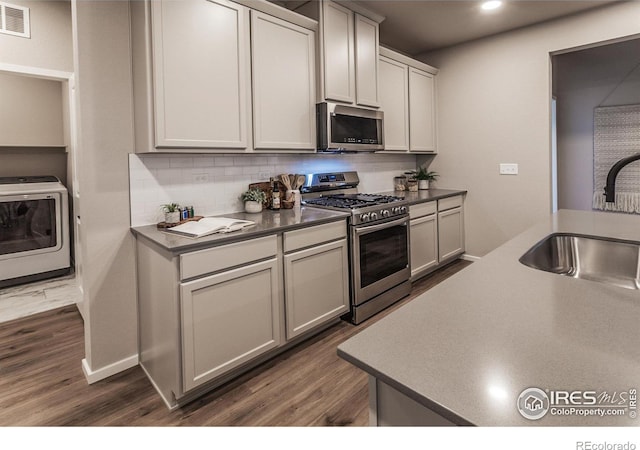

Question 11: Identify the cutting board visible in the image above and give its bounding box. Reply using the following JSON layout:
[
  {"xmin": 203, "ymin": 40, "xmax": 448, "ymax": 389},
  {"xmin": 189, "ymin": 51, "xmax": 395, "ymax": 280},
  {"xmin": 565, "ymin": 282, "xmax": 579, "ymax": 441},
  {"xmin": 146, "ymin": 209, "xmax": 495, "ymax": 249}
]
[
  {"xmin": 248, "ymin": 181, "xmax": 293, "ymax": 209},
  {"xmin": 157, "ymin": 216, "xmax": 204, "ymax": 229}
]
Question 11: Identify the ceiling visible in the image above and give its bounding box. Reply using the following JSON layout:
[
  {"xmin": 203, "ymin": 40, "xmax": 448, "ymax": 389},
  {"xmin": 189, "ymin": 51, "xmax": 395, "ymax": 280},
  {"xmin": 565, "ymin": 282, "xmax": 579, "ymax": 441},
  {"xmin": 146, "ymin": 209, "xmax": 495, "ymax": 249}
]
[{"xmin": 276, "ymin": 1, "xmax": 619, "ymax": 56}]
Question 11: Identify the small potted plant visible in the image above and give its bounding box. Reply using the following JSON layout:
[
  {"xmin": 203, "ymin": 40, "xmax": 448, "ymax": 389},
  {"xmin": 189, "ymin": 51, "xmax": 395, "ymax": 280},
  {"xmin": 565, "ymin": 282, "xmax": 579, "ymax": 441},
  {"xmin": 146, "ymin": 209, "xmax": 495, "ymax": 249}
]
[
  {"xmin": 162, "ymin": 203, "xmax": 181, "ymax": 224},
  {"xmin": 241, "ymin": 189, "xmax": 267, "ymax": 213},
  {"xmin": 415, "ymin": 167, "xmax": 439, "ymax": 190}
]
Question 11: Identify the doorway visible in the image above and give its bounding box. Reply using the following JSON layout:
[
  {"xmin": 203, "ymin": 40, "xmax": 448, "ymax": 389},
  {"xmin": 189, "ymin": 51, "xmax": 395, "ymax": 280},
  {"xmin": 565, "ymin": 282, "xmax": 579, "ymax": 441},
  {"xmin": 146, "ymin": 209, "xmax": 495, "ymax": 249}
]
[
  {"xmin": 0, "ymin": 66, "xmax": 82, "ymax": 323},
  {"xmin": 551, "ymin": 38, "xmax": 640, "ymax": 212}
]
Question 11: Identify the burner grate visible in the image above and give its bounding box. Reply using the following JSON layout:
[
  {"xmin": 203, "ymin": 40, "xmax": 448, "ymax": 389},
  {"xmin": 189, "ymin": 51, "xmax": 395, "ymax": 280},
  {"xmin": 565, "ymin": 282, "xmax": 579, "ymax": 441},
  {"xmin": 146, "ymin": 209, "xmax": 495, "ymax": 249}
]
[{"xmin": 304, "ymin": 193, "xmax": 404, "ymax": 209}]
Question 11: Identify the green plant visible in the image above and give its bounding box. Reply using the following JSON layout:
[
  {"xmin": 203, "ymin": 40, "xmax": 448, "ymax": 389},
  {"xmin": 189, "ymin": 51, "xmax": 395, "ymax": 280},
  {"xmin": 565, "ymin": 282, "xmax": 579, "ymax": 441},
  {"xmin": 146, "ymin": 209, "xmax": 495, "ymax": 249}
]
[
  {"xmin": 161, "ymin": 203, "xmax": 180, "ymax": 213},
  {"xmin": 241, "ymin": 189, "xmax": 267, "ymax": 203},
  {"xmin": 414, "ymin": 167, "xmax": 439, "ymax": 181}
]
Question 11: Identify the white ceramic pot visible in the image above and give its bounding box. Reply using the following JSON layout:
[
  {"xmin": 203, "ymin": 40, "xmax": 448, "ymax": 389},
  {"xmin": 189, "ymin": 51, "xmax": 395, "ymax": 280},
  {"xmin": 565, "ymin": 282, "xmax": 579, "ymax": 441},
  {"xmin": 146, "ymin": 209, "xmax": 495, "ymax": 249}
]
[
  {"xmin": 244, "ymin": 200, "xmax": 263, "ymax": 213},
  {"xmin": 418, "ymin": 180, "xmax": 430, "ymax": 190},
  {"xmin": 290, "ymin": 189, "xmax": 301, "ymax": 208},
  {"xmin": 165, "ymin": 211, "xmax": 180, "ymax": 224}
]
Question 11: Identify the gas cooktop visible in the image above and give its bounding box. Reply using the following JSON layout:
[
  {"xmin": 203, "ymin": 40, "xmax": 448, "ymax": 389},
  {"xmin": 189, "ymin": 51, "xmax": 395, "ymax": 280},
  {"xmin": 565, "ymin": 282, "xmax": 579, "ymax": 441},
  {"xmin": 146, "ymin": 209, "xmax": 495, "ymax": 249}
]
[
  {"xmin": 304, "ymin": 193, "xmax": 404, "ymax": 209},
  {"xmin": 301, "ymin": 171, "xmax": 409, "ymax": 225}
]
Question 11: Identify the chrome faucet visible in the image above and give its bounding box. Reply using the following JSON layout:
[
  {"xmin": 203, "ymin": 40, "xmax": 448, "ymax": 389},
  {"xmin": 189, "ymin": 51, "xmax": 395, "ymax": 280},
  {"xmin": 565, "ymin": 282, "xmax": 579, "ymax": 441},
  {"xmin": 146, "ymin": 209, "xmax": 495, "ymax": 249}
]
[{"xmin": 604, "ymin": 153, "xmax": 640, "ymax": 203}]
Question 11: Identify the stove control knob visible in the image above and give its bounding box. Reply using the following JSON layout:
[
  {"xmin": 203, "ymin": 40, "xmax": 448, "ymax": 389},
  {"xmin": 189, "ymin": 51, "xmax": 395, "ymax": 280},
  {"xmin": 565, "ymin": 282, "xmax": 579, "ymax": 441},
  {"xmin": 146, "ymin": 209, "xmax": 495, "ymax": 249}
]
[
  {"xmin": 400, "ymin": 206, "xmax": 408, "ymax": 214},
  {"xmin": 370, "ymin": 212, "xmax": 378, "ymax": 221},
  {"xmin": 391, "ymin": 207, "xmax": 399, "ymax": 215},
  {"xmin": 381, "ymin": 209, "xmax": 390, "ymax": 218},
  {"xmin": 360, "ymin": 213, "xmax": 370, "ymax": 223}
]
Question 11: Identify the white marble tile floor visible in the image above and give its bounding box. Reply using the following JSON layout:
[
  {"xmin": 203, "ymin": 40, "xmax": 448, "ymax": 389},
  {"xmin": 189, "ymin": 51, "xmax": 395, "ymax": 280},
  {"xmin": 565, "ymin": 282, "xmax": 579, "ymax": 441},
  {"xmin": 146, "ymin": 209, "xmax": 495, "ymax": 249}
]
[{"xmin": 0, "ymin": 272, "xmax": 81, "ymax": 324}]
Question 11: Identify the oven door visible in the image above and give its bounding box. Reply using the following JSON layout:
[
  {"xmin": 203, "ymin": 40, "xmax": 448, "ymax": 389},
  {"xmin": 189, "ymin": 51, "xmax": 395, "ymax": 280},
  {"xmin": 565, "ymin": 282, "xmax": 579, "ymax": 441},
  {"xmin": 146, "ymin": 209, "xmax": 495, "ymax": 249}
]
[
  {"xmin": 351, "ymin": 215, "xmax": 410, "ymax": 306},
  {"xmin": 0, "ymin": 192, "xmax": 62, "ymax": 260}
]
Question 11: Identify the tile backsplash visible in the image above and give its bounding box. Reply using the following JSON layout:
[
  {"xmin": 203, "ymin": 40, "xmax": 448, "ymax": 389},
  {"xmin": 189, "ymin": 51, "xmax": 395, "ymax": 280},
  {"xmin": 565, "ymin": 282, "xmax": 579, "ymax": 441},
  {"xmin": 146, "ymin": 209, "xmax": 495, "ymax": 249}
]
[{"xmin": 129, "ymin": 152, "xmax": 417, "ymax": 226}]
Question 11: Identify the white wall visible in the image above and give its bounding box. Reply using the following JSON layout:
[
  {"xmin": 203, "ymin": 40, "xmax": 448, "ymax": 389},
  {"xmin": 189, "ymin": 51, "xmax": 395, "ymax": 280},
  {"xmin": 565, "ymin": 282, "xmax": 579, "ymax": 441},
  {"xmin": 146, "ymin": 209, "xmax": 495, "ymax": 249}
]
[
  {"xmin": 554, "ymin": 38, "xmax": 640, "ymax": 211},
  {"xmin": 0, "ymin": 72, "xmax": 65, "ymax": 146},
  {"xmin": 73, "ymin": 0, "xmax": 138, "ymax": 379},
  {"xmin": 0, "ymin": 0, "xmax": 73, "ymax": 71},
  {"xmin": 417, "ymin": 2, "xmax": 640, "ymax": 257},
  {"xmin": 130, "ymin": 153, "xmax": 418, "ymax": 226},
  {"xmin": 0, "ymin": 147, "xmax": 67, "ymax": 184}
]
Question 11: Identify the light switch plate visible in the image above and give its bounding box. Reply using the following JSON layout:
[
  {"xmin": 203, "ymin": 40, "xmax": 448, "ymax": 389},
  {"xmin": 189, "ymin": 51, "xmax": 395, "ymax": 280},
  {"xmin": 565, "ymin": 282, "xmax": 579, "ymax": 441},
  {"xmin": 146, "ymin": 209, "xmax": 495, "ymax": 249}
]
[{"xmin": 499, "ymin": 163, "xmax": 518, "ymax": 175}]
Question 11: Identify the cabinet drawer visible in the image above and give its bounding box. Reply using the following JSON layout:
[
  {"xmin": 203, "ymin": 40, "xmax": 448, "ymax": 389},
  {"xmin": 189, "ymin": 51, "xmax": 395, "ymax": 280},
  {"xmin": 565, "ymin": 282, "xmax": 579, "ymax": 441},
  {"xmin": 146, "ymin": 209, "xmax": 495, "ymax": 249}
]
[
  {"xmin": 180, "ymin": 235, "xmax": 277, "ymax": 280},
  {"xmin": 438, "ymin": 195, "xmax": 463, "ymax": 212},
  {"xmin": 283, "ymin": 220, "xmax": 347, "ymax": 253},
  {"xmin": 409, "ymin": 201, "xmax": 436, "ymax": 219}
]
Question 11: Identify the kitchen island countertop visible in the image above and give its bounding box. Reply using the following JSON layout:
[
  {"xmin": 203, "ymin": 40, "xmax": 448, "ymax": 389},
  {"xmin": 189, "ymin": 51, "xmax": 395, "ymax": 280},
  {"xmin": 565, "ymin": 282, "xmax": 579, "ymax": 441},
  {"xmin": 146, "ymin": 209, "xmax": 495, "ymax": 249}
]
[
  {"xmin": 337, "ymin": 209, "xmax": 640, "ymax": 426},
  {"xmin": 131, "ymin": 207, "xmax": 350, "ymax": 253}
]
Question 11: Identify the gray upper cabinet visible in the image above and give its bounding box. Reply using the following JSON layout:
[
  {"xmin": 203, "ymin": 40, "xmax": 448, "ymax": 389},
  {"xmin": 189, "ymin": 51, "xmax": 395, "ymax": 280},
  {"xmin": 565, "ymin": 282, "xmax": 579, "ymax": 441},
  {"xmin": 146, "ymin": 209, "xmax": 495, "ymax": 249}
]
[
  {"xmin": 297, "ymin": 0, "xmax": 382, "ymax": 107},
  {"xmin": 354, "ymin": 13, "xmax": 380, "ymax": 108},
  {"xmin": 378, "ymin": 55, "xmax": 409, "ymax": 151},
  {"xmin": 151, "ymin": 0, "xmax": 251, "ymax": 150},
  {"xmin": 378, "ymin": 47, "xmax": 438, "ymax": 154},
  {"xmin": 322, "ymin": 1, "xmax": 355, "ymax": 104},
  {"xmin": 409, "ymin": 67, "xmax": 437, "ymax": 153},
  {"xmin": 251, "ymin": 11, "xmax": 316, "ymax": 151},
  {"xmin": 132, "ymin": 0, "xmax": 318, "ymax": 153}
]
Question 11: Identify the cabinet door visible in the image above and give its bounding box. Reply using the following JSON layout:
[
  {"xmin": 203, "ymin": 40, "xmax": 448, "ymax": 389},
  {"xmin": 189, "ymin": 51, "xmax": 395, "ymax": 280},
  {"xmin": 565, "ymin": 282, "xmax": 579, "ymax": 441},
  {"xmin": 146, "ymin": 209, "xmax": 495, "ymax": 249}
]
[
  {"xmin": 180, "ymin": 258, "xmax": 281, "ymax": 392},
  {"xmin": 409, "ymin": 67, "xmax": 436, "ymax": 153},
  {"xmin": 251, "ymin": 11, "xmax": 316, "ymax": 150},
  {"xmin": 152, "ymin": 0, "xmax": 250, "ymax": 149},
  {"xmin": 284, "ymin": 239, "xmax": 349, "ymax": 339},
  {"xmin": 438, "ymin": 207, "xmax": 464, "ymax": 261},
  {"xmin": 379, "ymin": 56, "xmax": 409, "ymax": 151},
  {"xmin": 410, "ymin": 214, "xmax": 438, "ymax": 279},
  {"xmin": 354, "ymin": 14, "xmax": 379, "ymax": 108},
  {"xmin": 322, "ymin": 1, "xmax": 355, "ymax": 104}
]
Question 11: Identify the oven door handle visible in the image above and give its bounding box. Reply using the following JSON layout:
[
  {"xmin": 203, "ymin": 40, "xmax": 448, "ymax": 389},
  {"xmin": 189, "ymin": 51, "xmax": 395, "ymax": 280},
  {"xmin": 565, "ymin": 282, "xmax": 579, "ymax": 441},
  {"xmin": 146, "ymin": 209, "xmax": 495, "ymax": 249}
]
[{"xmin": 354, "ymin": 215, "xmax": 409, "ymax": 235}]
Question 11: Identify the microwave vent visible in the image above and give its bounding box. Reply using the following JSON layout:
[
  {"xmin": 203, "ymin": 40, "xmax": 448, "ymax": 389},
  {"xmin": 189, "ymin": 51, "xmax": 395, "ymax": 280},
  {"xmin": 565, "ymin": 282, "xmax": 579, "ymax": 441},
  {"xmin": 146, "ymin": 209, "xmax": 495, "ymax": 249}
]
[{"xmin": 0, "ymin": 2, "xmax": 30, "ymax": 38}]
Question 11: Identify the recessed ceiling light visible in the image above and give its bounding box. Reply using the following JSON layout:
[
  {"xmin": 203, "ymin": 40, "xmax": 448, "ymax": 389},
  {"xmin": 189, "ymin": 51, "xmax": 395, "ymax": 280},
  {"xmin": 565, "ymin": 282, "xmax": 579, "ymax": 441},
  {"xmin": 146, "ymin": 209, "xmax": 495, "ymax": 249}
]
[{"xmin": 481, "ymin": 1, "xmax": 503, "ymax": 11}]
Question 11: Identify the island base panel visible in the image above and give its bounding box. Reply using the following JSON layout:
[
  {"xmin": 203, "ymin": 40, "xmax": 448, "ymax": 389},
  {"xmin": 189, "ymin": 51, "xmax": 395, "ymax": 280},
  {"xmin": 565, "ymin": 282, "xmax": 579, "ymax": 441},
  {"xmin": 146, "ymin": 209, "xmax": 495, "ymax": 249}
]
[{"xmin": 369, "ymin": 376, "xmax": 456, "ymax": 426}]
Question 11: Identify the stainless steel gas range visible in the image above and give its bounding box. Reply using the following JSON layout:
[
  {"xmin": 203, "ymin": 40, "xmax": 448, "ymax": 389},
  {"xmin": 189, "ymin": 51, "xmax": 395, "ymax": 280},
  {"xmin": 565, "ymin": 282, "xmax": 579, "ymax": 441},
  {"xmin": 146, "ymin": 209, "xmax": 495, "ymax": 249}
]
[{"xmin": 302, "ymin": 172, "xmax": 411, "ymax": 324}]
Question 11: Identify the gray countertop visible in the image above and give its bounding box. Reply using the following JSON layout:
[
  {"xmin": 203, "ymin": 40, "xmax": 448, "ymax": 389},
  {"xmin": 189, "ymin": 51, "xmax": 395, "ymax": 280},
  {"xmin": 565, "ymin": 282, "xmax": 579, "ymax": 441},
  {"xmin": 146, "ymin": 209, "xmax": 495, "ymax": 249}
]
[
  {"xmin": 131, "ymin": 207, "xmax": 350, "ymax": 253},
  {"xmin": 130, "ymin": 188, "xmax": 465, "ymax": 253},
  {"xmin": 337, "ymin": 209, "xmax": 640, "ymax": 426},
  {"xmin": 379, "ymin": 188, "xmax": 467, "ymax": 205}
]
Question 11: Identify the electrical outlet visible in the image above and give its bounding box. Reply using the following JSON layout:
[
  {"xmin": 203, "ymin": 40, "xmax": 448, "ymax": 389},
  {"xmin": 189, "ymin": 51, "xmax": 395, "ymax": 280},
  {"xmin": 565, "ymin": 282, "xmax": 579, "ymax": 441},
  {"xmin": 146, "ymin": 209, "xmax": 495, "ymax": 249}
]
[
  {"xmin": 193, "ymin": 174, "xmax": 208, "ymax": 183},
  {"xmin": 259, "ymin": 172, "xmax": 271, "ymax": 180},
  {"xmin": 499, "ymin": 163, "xmax": 518, "ymax": 175}
]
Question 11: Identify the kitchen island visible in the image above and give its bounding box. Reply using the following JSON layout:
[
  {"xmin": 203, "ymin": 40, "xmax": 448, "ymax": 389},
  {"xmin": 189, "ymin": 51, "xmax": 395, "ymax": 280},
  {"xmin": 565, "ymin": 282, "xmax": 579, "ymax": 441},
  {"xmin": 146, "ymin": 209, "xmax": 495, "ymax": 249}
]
[{"xmin": 338, "ymin": 209, "xmax": 640, "ymax": 426}]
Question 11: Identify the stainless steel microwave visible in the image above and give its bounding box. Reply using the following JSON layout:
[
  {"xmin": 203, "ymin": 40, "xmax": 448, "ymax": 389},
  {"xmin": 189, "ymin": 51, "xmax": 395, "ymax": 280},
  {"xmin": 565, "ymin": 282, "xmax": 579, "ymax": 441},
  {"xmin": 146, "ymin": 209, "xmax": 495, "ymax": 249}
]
[{"xmin": 316, "ymin": 102, "xmax": 384, "ymax": 152}]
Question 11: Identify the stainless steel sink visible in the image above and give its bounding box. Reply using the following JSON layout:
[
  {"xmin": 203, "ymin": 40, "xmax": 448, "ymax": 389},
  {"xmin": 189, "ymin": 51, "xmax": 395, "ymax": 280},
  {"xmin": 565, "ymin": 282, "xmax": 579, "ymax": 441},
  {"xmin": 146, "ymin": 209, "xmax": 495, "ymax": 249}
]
[{"xmin": 519, "ymin": 233, "xmax": 640, "ymax": 290}]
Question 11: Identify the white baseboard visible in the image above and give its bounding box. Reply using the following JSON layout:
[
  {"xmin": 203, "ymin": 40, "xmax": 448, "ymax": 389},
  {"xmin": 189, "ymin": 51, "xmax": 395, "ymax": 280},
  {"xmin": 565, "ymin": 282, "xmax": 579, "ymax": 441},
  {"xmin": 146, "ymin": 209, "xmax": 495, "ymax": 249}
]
[
  {"xmin": 82, "ymin": 354, "xmax": 139, "ymax": 384},
  {"xmin": 461, "ymin": 253, "xmax": 481, "ymax": 262}
]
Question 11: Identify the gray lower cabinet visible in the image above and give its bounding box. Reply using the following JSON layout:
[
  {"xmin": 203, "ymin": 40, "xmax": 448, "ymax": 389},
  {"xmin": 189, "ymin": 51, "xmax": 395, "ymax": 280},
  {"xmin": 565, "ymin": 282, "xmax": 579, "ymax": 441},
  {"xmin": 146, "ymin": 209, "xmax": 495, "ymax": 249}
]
[
  {"xmin": 409, "ymin": 202, "xmax": 438, "ymax": 280},
  {"xmin": 283, "ymin": 222, "xmax": 349, "ymax": 340},
  {"xmin": 409, "ymin": 195, "xmax": 465, "ymax": 281},
  {"xmin": 137, "ymin": 219, "xmax": 349, "ymax": 409},
  {"xmin": 180, "ymin": 257, "xmax": 281, "ymax": 392},
  {"xmin": 437, "ymin": 195, "xmax": 465, "ymax": 262}
]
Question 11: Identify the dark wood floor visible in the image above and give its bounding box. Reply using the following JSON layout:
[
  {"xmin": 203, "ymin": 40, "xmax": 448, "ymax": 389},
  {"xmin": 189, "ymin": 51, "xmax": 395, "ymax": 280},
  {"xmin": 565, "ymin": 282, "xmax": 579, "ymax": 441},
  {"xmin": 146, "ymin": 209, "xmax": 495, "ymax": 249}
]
[{"xmin": 0, "ymin": 260, "xmax": 472, "ymax": 426}]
